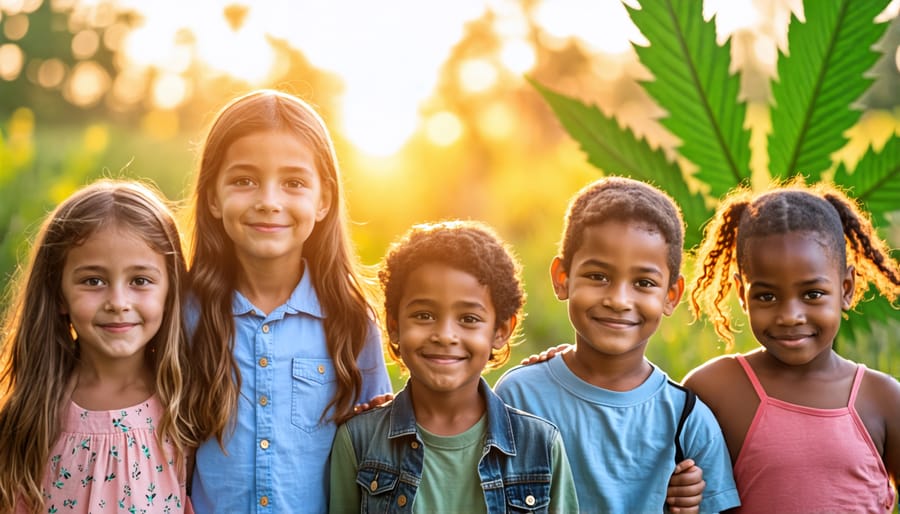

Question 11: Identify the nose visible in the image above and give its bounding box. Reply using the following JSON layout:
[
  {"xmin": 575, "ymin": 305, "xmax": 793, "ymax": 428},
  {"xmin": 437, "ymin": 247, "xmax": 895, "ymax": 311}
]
[
  {"xmin": 255, "ymin": 181, "xmax": 282, "ymax": 213},
  {"xmin": 776, "ymin": 298, "xmax": 806, "ymax": 325},
  {"xmin": 601, "ymin": 281, "xmax": 632, "ymax": 311},
  {"xmin": 105, "ymin": 283, "xmax": 132, "ymax": 313},
  {"xmin": 430, "ymin": 318, "xmax": 460, "ymax": 345}
]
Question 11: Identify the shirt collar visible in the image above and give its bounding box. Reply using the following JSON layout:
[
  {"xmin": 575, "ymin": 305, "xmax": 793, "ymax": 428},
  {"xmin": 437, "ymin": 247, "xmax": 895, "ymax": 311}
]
[
  {"xmin": 387, "ymin": 377, "xmax": 517, "ymax": 456},
  {"xmin": 230, "ymin": 259, "xmax": 325, "ymax": 319}
]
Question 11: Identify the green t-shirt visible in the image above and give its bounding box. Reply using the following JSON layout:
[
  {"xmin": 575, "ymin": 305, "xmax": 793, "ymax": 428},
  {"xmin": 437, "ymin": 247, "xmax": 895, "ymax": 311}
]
[{"xmin": 329, "ymin": 415, "xmax": 578, "ymax": 513}]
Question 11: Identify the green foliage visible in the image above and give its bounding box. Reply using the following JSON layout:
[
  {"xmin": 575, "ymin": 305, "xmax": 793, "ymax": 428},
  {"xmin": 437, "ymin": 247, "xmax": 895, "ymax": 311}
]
[
  {"xmin": 768, "ymin": 1, "xmax": 889, "ymax": 181},
  {"xmin": 532, "ymin": 0, "xmax": 899, "ymax": 348}
]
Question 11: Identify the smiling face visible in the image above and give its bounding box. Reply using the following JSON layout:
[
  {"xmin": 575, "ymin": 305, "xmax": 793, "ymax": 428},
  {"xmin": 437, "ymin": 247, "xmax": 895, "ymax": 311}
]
[
  {"xmin": 61, "ymin": 225, "xmax": 168, "ymax": 367},
  {"xmin": 735, "ymin": 231, "xmax": 854, "ymax": 366},
  {"xmin": 552, "ymin": 220, "xmax": 683, "ymax": 362},
  {"xmin": 392, "ymin": 262, "xmax": 513, "ymax": 400},
  {"xmin": 209, "ymin": 129, "xmax": 331, "ymax": 269}
]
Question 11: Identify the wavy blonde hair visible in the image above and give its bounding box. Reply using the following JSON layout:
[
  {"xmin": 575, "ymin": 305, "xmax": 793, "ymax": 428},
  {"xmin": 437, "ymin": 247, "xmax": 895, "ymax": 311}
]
[{"xmin": 0, "ymin": 179, "xmax": 198, "ymax": 513}]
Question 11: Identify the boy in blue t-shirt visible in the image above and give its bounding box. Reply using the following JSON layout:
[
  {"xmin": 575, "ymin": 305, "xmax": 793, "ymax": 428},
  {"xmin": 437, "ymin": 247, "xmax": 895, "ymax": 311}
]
[{"xmin": 495, "ymin": 177, "xmax": 740, "ymax": 513}]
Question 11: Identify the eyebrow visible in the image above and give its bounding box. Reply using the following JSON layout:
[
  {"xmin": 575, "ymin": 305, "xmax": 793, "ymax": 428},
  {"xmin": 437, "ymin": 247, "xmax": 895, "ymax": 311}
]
[
  {"xmin": 579, "ymin": 258, "xmax": 664, "ymax": 277},
  {"xmin": 222, "ymin": 163, "xmax": 316, "ymax": 175},
  {"xmin": 70, "ymin": 264, "xmax": 164, "ymax": 275},
  {"xmin": 751, "ymin": 276, "xmax": 831, "ymax": 288},
  {"xmin": 403, "ymin": 298, "xmax": 488, "ymax": 312}
]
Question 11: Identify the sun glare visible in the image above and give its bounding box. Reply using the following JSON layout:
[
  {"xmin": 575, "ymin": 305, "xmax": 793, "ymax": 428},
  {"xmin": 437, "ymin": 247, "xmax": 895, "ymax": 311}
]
[{"xmin": 50, "ymin": 0, "xmax": 775, "ymax": 154}]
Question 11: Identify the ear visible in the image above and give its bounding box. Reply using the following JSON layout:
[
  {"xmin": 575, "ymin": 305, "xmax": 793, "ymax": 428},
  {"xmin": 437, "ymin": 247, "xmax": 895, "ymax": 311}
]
[
  {"xmin": 662, "ymin": 275, "xmax": 685, "ymax": 316},
  {"xmin": 315, "ymin": 182, "xmax": 333, "ymax": 222},
  {"xmin": 386, "ymin": 316, "xmax": 399, "ymax": 343},
  {"xmin": 840, "ymin": 265, "xmax": 855, "ymax": 310},
  {"xmin": 492, "ymin": 314, "xmax": 517, "ymax": 350},
  {"xmin": 208, "ymin": 190, "xmax": 223, "ymax": 219},
  {"xmin": 550, "ymin": 257, "xmax": 569, "ymax": 301},
  {"xmin": 732, "ymin": 272, "xmax": 748, "ymax": 312}
]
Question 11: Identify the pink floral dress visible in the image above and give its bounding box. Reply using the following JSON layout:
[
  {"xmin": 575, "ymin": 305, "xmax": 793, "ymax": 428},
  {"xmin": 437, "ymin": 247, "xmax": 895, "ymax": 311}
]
[{"xmin": 23, "ymin": 395, "xmax": 193, "ymax": 514}]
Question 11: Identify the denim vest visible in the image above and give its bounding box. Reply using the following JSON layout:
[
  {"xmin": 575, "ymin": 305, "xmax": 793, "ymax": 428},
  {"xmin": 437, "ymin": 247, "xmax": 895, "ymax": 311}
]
[{"xmin": 343, "ymin": 378, "xmax": 559, "ymax": 513}]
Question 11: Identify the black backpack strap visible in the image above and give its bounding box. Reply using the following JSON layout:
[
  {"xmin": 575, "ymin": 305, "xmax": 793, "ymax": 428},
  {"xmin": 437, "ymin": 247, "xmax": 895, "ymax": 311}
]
[{"xmin": 668, "ymin": 380, "xmax": 697, "ymax": 464}]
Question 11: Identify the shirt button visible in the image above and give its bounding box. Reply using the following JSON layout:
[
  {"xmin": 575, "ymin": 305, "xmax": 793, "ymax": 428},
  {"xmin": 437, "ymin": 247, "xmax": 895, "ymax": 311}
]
[
  {"xmin": 259, "ymin": 395, "xmax": 268, "ymax": 406},
  {"xmin": 262, "ymin": 324, "xmax": 270, "ymax": 333},
  {"xmin": 370, "ymin": 480, "xmax": 378, "ymax": 491},
  {"xmin": 525, "ymin": 495, "xmax": 535, "ymax": 506},
  {"xmin": 410, "ymin": 441, "xmax": 419, "ymax": 449},
  {"xmin": 397, "ymin": 495, "xmax": 407, "ymax": 507},
  {"xmin": 259, "ymin": 496, "xmax": 269, "ymax": 507},
  {"xmin": 259, "ymin": 357, "xmax": 268, "ymax": 367},
  {"xmin": 317, "ymin": 364, "xmax": 325, "ymax": 374},
  {"xmin": 260, "ymin": 439, "xmax": 269, "ymax": 450}
]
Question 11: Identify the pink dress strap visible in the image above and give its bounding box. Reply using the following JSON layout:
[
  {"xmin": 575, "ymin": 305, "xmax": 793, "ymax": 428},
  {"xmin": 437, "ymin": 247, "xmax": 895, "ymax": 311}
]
[
  {"xmin": 847, "ymin": 363, "xmax": 866, "ymax": 406},
  {"xmin": 735, "ymin": 354, "xmax": 767, "ymax": 401}
]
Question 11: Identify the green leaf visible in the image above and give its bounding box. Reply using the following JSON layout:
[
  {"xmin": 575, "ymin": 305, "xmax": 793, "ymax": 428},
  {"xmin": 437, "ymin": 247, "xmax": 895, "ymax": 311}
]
[
  {"xmin": 833, "ymin": 134, "xmax": 900, "ymax": 224},
  {"xmin": 838, "ymin": 293, "xmax": 897, "ymax": 345},
  {"xmin": 626, "ymin": 0, "xmax": 751, "ymax": 199},
  {"xmin": 529, "ymin": 78, "xmax": 711, "ymax": 248},
  {"xmin": 768, "ymin": 0, "xmax": 891, "ymax": 180}
]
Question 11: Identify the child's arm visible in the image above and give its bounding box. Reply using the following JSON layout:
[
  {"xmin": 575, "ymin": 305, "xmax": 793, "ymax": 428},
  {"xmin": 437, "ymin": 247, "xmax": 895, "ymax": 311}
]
[
  {"xmin": 870, "ymin": 369, "xmax": 900, "ymax": 500},
  {"xmin": 519, "ymin": 344, "xmax": 572, "ymax": 365},
  {"xmin": 353, "ymin": 393, "xmax": 394, "ymax": 414},
  {"xmin": 548, "ymin": 432, "xmax": 579, "ymax": 513},
  {"xmin": 328, "ymin": 425, "xmax": 361, "ymax": 514},
  {"xmin": 665, "ymin": 459, "xmax": 704, "ymax": 513}
]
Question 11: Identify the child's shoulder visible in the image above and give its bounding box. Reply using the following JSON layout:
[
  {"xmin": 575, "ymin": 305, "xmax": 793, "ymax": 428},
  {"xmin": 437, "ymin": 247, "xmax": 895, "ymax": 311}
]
[
  {"xmin": 495, "ymin": 356, "xmax": 556, "ymax": 384},
  {"xmin": 859, "ymin": 365, "xmax": 900, "ymax": 405},
  {"xmin": 683, "ymin": 353, "xmax": 745, "ymax": 388}
]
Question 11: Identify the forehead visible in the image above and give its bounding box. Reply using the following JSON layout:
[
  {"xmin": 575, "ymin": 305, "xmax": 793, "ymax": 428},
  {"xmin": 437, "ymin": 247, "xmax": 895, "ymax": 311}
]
[
  {"xmin": 399, "ymin": 262, "xmax": 491, "ymax": 303},
  {"xmin": 573, "ymin": 221, "xmax": 670, "ymax": 271},
  {"xmin": 740, "ymin": 232, "xmax": 837, "ymax": 278},
  {"xmin": 66, "ymin": 225, "xmax": 163, "ymax": 266}
]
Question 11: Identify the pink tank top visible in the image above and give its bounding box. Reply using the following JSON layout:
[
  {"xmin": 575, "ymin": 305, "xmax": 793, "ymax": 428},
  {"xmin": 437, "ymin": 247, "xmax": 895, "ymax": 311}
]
[{"xmin": 733, "ymin": 355, "xmax": 895, "ymax": 513}]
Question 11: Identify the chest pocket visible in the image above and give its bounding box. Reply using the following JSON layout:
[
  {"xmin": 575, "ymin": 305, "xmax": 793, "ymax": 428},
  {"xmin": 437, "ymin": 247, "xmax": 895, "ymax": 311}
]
[
  {"xmin": 291, "ymin": 358, "xmax": 336, "ymax": 431},
  {"xmin": 505, "ymin": 479, "xmax": 551, "ymax": 513},
  {"xmin": 356, "ymin": 464, "xmax": 405, "ymax": 513}
]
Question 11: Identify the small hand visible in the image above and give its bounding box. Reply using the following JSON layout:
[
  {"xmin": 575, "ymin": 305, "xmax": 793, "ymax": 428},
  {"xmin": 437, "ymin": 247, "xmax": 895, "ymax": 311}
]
[
  {"xmin": 519, "ymin": 343, "xmax": 573, "ymax": 365},
  {"xmin": 352, "ymin": 393, "xmax": 394, "ymax": 414},
  {"xmin": 665, "ymin": 459, "xmax": 704, "ymax": 513}
]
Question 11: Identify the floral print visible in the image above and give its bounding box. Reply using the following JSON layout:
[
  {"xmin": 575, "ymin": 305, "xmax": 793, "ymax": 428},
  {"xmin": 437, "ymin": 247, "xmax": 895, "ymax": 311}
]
[{"xmin": 25, "ymin": 395, "xmax": 192, "ymax": 514}]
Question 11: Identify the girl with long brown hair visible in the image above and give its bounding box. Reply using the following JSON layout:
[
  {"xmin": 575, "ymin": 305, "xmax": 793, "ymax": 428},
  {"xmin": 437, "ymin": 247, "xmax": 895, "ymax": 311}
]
[{"xmin": 186, "ymin": 89, "xmax": 391, "ymax": 513}]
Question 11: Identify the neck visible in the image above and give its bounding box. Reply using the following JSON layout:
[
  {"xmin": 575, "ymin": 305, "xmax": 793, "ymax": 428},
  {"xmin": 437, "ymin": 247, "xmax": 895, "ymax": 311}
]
[
  {"xmin": 237, "ymin": 258, "xmax": 305, "ymax": 314},
  {"xmin": 409, "ymin": 379, "xmax": 486, "ymax": 436},
  {"xmin": 564, "ymin": 344, "xmax": 652, "ymax": 392},
  {"xmin": 71, "ymin": 353, "xmax": 154, "ymax": 410}
]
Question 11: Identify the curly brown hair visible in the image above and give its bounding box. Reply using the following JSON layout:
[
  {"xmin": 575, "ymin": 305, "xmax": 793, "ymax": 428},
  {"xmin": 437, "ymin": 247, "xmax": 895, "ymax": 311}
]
[{"xmin": 378, "ymin": 220, "xmax": 525, "ymax": 370}]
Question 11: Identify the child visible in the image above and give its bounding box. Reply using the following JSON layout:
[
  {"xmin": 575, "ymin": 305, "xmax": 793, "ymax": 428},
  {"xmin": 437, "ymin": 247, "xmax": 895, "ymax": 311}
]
[
  {"xmin": 0, "ymin": 180, "xmax": 198, "ymax": 513},
  {"xmin": 684, "ymin": 182, "xmax": 899, "ymax": 512},
  {"xmin": 494, "ymin": 177, "xmax": 740, "ymax": 512},
  {"xmin": 186, "ymin": 89, "xmax": 392, "ymax": 513},
  {"xmin": 329, "ymin": 220, "xmax": 579, "ymax": 513}
]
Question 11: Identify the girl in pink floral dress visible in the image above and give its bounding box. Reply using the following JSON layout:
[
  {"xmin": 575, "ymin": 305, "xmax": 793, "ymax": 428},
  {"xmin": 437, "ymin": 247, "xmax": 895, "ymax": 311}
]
[{"xmin": 0, "ymin": 180, "xmax": 200, "ymax": 514}]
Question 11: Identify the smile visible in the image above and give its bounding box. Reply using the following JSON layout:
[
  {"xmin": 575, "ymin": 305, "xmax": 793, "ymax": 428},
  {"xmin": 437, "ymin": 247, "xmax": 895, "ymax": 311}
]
[
  {"xmin": 248, "ymin": 223, "xmax": 288, "ymax": 232},
  {"xmin": 422, "ymin": 354, "xmax": 466, "ymax": 365},
  {"xmin": 592, "ymin": 316, "xmax": 638, "ymax": 329},
  {"xmin": 98, "ymin": 322, "xmax": 138, "ymax": 333}
]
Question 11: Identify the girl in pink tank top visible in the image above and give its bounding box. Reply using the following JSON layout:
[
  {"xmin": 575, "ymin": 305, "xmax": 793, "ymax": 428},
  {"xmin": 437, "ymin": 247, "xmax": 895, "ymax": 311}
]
[{"xmin": 684, "ymin": 183, "xmax": 899, "ymax": 513}]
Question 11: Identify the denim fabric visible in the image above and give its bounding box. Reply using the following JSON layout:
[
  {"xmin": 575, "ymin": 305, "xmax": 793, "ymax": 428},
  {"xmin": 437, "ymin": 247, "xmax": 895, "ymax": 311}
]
[
  {"xmin": 190, "ymin": 264, "xmax": 392, "ymax": 514},
  {"xmin": 343, "ymin": 378, "xmax": 558, "ymax": 514}
]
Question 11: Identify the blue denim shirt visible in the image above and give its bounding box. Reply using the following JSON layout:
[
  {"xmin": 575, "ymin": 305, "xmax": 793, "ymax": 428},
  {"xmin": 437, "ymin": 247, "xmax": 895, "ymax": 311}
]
[
  {"xmin": 338, "ymin": 378, "xmax": 575, "ymax": 513},
  {"xmin": 189, "ymin": 265, "xmax": 392, "ymax": 514}
]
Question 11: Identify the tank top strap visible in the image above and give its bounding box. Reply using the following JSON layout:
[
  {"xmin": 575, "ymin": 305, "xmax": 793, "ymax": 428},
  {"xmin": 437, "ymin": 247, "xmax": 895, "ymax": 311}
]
[
  {"xmin": 735, "ymin": 354, "xmax": 768, "ymax": 400},
  {"xmin": 847, "ymin": 363, "xmax": 866, "ymax": 406}
]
